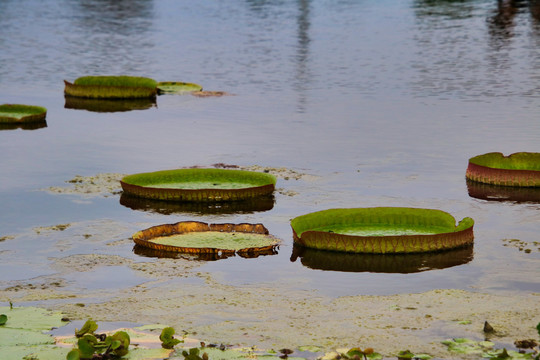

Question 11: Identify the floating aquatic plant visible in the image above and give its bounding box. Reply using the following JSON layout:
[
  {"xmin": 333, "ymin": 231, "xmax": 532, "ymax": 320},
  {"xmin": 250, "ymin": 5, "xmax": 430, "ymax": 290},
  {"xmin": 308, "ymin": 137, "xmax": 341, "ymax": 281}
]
[
  {"xmin": 291, "ymin": 207, "xmax": 474, "ymax": 254},
  {"xmin": 156, "ymin": 81, "xmax": 203, "ymax": 94},
  {"xmin": 160, "ymin": 326, "xmax": 183, "ymax": 349},
  {"xmin": 0, "ymin": 104, "xmax": 47, "ymax": 123},
  {"xmin": 120, "ymin": 168, "xmax": 276, "ymax": 202},
  {"xmin": 132, "ymin": 221, "xmax": 280, "ymax": 256},
  {"xmin": 466, "ymin": 152, "xmax": 540, "ymax": 187},
  {"xmin": 64, "ymin": 76, "xmax": 158, "ymax": 99},
  {"xmin": 67, "ymin": 319, "xmax": 131, "ymax": 359}
]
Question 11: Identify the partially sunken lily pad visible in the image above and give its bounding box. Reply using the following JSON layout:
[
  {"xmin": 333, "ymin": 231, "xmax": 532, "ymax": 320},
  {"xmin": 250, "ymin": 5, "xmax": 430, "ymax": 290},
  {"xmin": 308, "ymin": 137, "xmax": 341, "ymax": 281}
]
[
  {"xmin": 466, "ymin": 152, "xmax": 540, "ymax": 187},
  {"xmin": 132, "ymin": 221, "xmax": 280, "ymax": 255},
  {"xmin": 291, "ymin": 207, "xmax": 474, "ymax": 254},
  {"xmin": 64, "ymin": 75, "xmax": 157, "ymax": 99},
  {"xmin": 0, "ymin": 104, "xmax": 47, "ymax": 123},
  {"xmin": 156, "ymin": 81, "xmax": 203, "ymax": 94},
  {"xmin": 120, "ymin": 168, "xmax": 276, "ymax": 202}
]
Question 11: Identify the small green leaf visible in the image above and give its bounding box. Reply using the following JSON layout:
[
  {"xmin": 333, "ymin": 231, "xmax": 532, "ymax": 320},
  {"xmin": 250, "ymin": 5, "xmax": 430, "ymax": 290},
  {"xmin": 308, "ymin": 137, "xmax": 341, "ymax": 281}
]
[
  {"xmin": 66, "ymin": 349, "xmax": 81, "ymax": 360},
  {"xmin": 0, "ymin": 314, "xmax": 7, "ymax": 325},
  {"xmin": 110, "ymin": 330, "xmax": 130, "ymax": 356},
  {"xmin": 75, "ymin": 319, "xmax": 98, "ymax": 337},
  {"xmin": 77, "ymin": 336, "xmax": 97, "ymax": 358},
  {"xmin": 536, "ymin": 322, "xmax": 540, "ymax": 337},
  {"xmin": 160, "ymin": 326, "xmax": 182, "ymax": 349},
  {"xmin": 397, "ymin": 350, "xmax": 414, "ymax": 359}
]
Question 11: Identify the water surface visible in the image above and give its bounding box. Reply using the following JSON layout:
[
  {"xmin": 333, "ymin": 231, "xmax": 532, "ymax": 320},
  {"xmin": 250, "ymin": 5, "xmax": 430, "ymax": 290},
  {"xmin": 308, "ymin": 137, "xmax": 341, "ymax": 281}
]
[{"xmin": 0, "ymin": 0, "xmax": 539, "ymax": 298}]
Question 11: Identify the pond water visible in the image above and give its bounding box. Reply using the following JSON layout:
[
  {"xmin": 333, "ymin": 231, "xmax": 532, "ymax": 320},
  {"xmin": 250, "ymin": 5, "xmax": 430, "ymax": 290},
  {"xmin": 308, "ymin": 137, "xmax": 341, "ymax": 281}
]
[{"xmin": 0, "ymin": 0, "xmax": 539, "ymax": 300}]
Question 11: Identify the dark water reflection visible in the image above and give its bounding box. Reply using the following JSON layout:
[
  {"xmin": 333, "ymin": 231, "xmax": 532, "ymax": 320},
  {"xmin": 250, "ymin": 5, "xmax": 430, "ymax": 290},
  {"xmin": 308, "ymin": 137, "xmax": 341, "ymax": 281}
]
[
  {"xmin": 290, "ymin": 244, "xmax": 474, "ymax": 274},
  {"xmin": 467, "ymin": 179, "xmax": 540, "ymax": 203},
  {"xmin": 119, "ymin": 193, "xmax": 275, "ymax": 215},
  {"xmin": 0, "ymin": 0, "xmax": 539, "ymax": 297}
]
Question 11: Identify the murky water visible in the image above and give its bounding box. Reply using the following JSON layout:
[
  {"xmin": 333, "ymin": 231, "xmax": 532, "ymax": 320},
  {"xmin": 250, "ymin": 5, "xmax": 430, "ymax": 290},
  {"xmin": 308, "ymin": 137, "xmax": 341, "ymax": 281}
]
[{"xmin": 0, "ymin": 0, "xmax": 539, "ymax": 300}]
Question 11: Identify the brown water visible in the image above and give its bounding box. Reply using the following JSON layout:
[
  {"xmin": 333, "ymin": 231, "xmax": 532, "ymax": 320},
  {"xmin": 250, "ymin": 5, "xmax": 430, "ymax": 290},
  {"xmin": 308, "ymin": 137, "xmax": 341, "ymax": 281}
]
[{"xmin": 0, "ymin": 0, "xmax": 539, "ymax": 300}]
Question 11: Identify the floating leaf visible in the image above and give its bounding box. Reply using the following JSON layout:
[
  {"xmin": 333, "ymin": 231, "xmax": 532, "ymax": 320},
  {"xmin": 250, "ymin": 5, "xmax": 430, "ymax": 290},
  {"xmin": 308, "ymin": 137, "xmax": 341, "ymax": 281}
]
[
  {"xmin": 466, "ymin": 152, "xmax": 540, "ymax": 187},
  {"xmin": 110, "ymin": 330, "xmax": 130, "ymax": 356},
  {"xmin": 156, "ymin": 81, "xmax": 202, "ymax": 94},
  {"xmin": 75, "ymin": 319, "xmax": 98, "ymax": 337},
  {"xmin": 160, "ymin": 326, "xmax": 182, "ymax": 349},
  {"xmin": 66, "ymin": 349, "xmax": 80, "ymax": 360},
  {"xmin": 132, "ymin": 221, "xmax": 280, "ymax": 256},
  {"xmin": 121, "ymin": 168, "xmax": 277, "ymax": 202},
  {"xmin": 0, "ymin": 314, "xmax": 7, "ymax": 325},
  {"xmin": 64, "ymin": 76, "xmax": 157, "ymax": 99},
  {"xmin": 291, "ymin": 207, "xmax": 474, "ymax": 254},
  {"xmin": 0, "ymin": 104, "xmax": 47, "ymax": 123}
]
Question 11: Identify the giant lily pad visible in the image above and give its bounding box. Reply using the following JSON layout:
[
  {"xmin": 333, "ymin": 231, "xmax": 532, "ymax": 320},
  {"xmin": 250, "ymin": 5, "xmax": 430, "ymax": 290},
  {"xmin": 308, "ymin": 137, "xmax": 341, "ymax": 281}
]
[
  {"xmin": 156, "ymin": 81, "xmax": 203, "ymax": 94},
  {"xmin": 290, "ymin": 243, "xmax": 473, "ymax": 273},
  {"xmin": 120, "ymin": 168, "xmax": 276, "ymax": 202},
  {"xmin": 132, "ymin": 221, "xmax": 280, "ymax": 256},
  {"xmin": 0, "ymin": 104, "xmax": 47, "ymax": 123},
  {"xmin": 291, "ymin": 207, "xmax": 474, "ymax": 254},
  {"xmin": 64, "ymin": 75, "xmax": 158, "ymax": 99},
  {"xmin": 466, "ymin": 152, "xmax": 540, "ymax": 187}
]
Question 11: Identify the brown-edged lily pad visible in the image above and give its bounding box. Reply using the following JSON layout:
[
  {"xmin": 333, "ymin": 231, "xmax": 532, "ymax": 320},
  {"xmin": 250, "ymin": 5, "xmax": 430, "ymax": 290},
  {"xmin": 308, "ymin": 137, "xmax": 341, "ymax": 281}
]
[
  {"xmin": 156, "ymin": 81, "xmax": 203, "ymax": 94},
  {"xmin": 0, "ymin": 104, "xmax": 47, "ymax": 123},
  {"xmin": 64, "ymin": 76, "xmax": 158, "ymax": 99},
  {"xmin": 132, "ymin": 221, "xmax": 280, "ymax": 256},
  {"xmin": 291, "ymin": 207, "xmax": 474, "ymax": 254},
  {"xmin": 120, "ymin": 168, "xmax": 276, "ymax": 202},
  {"xmin": 466, "ymin": 152, "xmax": 540, "ymax": 187}
]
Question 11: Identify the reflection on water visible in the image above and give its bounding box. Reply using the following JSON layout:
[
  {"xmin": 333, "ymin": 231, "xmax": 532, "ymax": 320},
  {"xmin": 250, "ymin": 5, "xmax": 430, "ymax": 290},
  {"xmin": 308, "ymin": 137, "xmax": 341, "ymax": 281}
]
[
  {"xmin": 133, "ymin": 244, "xmax": 279, "ymax": 261},
  {"xmin": 65, "ymin": 0, "xmax": 156, "ymax": 76},
  {"xmin": 64, "ymin": 96, "xmax": 157, "ymax": 113},
  {"xmin": 466, "ymin": 179, "xmax": 540, "ymax": 203},
  {"xmin": 0, "ymin": 121, "xmax": 47, "ymax": 131},
  {"xmin": 290, "ymin": 244, "xmax": 474, "ymax": 273},
  {"xmin": 119, "ymin": 193, "xmax": 275, "ymax": 215}
]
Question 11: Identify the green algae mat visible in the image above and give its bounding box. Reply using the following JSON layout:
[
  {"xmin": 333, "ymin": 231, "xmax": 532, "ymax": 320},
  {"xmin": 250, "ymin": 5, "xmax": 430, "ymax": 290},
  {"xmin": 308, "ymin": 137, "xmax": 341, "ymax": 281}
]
[
  {"xmin": 0, "ymin": 104, "xmax": 47, "ymax": 123},
  {"xmin": 132, "ymin": 221, "xmax": 280, "ymax": 255},
  {"xmin": 466, "ymin": 152, "xmax": 540, "ymax": 187},
  {"xmin": 121, "ymin": 168, "xmax": 276, "ymax": 202},
  {"xmin": 291, "ymin": 207, "xmax": 474, "ymax": 254}
]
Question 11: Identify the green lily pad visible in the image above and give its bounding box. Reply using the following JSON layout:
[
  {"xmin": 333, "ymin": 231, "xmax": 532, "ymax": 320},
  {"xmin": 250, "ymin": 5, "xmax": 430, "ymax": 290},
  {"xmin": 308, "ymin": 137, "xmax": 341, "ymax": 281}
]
[
  {"xmin": 466, "ymin": 152, "xmax": 540, "ymax": 187},
  {"xmin": 156, "ymin": 81, "xmax": 203, "ymax": 94},
  {"xmin": 0, "ymin": 104, "xmax": 47, "ymax": 123},
  {"xmin": 0, "ymin": 306, "xmax": 70, "ymax": 360},
  {"xmin": 291, "ymin": 207, "xmax": 474, "ymax": 254},
  {"xmin": 132, "ymin": 221, "xmax": 280, "ymax": 255},
  {"xmin": 120, "ymin": 168, "xmax": 276, "ymax": 202},
  {"xmin": 64, "ymin": 76, "xmax": 157, "ymax": 99}
]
